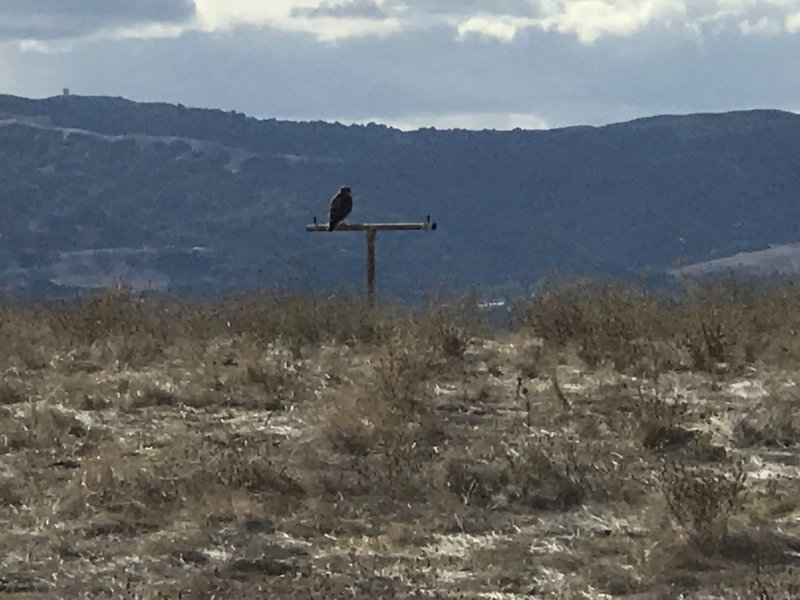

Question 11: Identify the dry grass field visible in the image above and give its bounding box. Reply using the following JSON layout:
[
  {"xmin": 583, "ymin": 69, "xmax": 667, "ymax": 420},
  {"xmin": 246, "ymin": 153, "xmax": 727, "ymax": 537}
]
[{"xmin": 3, "ymin": 279, "xmax": 800, "ymax": 598}]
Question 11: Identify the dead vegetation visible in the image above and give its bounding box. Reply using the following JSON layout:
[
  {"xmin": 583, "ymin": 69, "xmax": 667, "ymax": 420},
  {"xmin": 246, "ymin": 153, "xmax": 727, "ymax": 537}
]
[
  {"xmin": 513, "ymin": 276, "xmax": 800, "ymax": 376},
  {"xmin": 2, "ymin": 279, "xmax": 800, "ymax": 598}
]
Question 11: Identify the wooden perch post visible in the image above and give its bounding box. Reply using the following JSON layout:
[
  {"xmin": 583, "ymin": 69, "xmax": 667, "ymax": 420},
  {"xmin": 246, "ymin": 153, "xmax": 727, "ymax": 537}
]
[{"xmin": 306, "ymin": 217, "xmax": 437, "ymax": 304}]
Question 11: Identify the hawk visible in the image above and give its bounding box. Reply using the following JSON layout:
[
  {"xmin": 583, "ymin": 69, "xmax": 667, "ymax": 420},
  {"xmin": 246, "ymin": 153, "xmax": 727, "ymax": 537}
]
[{"xmin": 328, "ymin": 186, "xmax": 353, "ymax": 231}]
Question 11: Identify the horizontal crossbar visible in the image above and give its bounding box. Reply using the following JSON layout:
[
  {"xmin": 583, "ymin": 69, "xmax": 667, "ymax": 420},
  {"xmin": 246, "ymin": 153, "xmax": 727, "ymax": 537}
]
[{"xmin": 306, "ymin": 222, "xmax": 437, "ymax": 232}]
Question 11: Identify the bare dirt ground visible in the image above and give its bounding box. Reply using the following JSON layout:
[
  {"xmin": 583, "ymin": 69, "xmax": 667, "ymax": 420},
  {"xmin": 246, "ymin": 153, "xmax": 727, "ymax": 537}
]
[{"xmin": 2, "ymin": 285, "xmax": 800, "ymax": 599}]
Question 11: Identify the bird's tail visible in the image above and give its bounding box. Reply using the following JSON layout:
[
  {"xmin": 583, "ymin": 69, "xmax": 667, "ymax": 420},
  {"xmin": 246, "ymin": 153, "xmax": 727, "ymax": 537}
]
[{"xmin": 328, "ymin": 221, "xmax": 336, "ymax": 231}]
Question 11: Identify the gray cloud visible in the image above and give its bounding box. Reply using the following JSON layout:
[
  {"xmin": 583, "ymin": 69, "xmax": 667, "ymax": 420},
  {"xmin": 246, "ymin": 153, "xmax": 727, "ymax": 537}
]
[
  {"xmin": 287, "ymin": 0, "xmax": 537, "ymax": 23},
  {"xmin": 395, "ymin": 0, "xmax": 537, "ymax": 17},
  {"xmin": 0, "ymin": 0, "xmax": 196, "ymax": 40},
  {"xmin": 5, "ymin": 22, "xmax": 798, "ymax": 130},
  {"xmin": 291, "ymin": 0, "xmax": 388, "ymax": 20}
]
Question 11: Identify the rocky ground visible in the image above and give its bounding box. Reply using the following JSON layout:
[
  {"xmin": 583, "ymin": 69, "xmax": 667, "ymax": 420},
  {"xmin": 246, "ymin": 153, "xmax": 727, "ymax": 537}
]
[{"xmin": 2, "ymin": 286, "xmax": 800, "ymax": 598}]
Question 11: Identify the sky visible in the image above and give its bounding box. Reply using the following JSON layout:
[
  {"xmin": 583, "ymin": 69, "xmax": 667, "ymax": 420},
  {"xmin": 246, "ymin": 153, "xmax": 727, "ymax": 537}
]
[{"xmin": 1, "ymin": 0, "xmax": 799, "ymax": 130}]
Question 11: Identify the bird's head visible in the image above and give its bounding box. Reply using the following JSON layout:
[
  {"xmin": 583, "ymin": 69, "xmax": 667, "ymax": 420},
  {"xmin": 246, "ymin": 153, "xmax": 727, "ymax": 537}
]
[{"xmin": 340, "ymin": 186, "xmax": 351, "ymax": 194}]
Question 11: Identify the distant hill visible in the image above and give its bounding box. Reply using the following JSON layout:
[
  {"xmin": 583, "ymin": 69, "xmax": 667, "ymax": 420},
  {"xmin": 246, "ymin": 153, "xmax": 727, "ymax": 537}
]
[{"xmin": 1, "ymin": 93, "xmax": 800, "ymax": 299}]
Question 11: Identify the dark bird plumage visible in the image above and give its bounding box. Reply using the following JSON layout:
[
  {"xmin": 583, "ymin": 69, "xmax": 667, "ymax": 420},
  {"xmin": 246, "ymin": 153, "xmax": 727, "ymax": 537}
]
[{"xmin": 328, "ymin": 186, "xmax": 353, "ymax": 231}]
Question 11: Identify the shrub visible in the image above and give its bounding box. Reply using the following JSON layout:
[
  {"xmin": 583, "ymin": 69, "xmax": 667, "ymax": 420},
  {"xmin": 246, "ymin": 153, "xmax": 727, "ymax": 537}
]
[
  {"xmin": 661, "ymin": 460, "xmax": 748, "ymax": 552},
  {"xmin": 512, "ymin": 280, "xmax": 671, "ymax": 372},
  {"xmin": 512, "ymin": 276, "xmax": 800, "ymax": 374},
  {"xmin": 446, "ymin": 434, "xmax": 589, "ymax": 512}
]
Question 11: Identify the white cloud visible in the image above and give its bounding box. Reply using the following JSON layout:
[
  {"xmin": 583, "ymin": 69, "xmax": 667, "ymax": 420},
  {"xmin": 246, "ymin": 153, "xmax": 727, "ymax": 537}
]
[
  {"xmin": 418, "ymin": 1, "xmax": 800, "ymax": 45},
  {"xmin": 787, "ymin": 10, "xmax": 800, "ymax": 32},
  {"xmin": 456, "ymin": 1, "xmax": 800, "ymax": 44},
  {"xmin": 192, "ymin": 0, "xmax": 286, "ymax": 31},
  {"xmin": 280, "ymin": 16, "xmax": 402, "ymax": 40},
  {"xmin": 17, "ymin": 39, "xmax": 74, "ymax": 54},
  {"xmin": 6, "ymin": 0, "xmax": 800, "ymax": 46},
  {"xmin": 457, "ymin": 16, "xmax": 534, "ymax": 42},
  {"xmin": 194, "ymin": 0, "xmax": 401, "ymax": 41},
  {"xmin": 708, "ymin": 0, "xmax": 800, "ymax": 34},
  {"xmin": 101, "ymin": 21, "xmax": 188, "ymax": 41},
  {"xmin": 536, "ymin": 0, "xmax": 687, "ymax": 44},
  {"xmin": 14, "ymin": 20, "xmax": 189, "ymax": 54},
  {"xmin": 739, "ymin": 15, "xmax": 783, "ymax": 34},
  {"xmin": 452, "ymin": 1, "xmax": 688, "ymax": 44}
]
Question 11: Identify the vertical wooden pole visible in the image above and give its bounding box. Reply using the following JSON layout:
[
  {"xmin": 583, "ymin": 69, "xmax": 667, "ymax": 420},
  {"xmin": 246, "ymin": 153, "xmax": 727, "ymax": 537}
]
[{"xmin": 366, "ymin": 227, "xmax": 376, "ymax": 305}]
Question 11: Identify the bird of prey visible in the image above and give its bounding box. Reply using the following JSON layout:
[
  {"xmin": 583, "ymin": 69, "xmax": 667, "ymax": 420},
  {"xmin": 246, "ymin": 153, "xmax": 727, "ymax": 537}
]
[{"xmin": 328, "ymin": 186, "xmax": 353, "ymax": 231}]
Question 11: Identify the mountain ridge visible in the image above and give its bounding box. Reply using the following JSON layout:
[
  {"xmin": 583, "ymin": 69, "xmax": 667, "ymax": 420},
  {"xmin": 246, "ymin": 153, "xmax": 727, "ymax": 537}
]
[{"xmin": 1, "ymin": 93, "xmax": 799, "ymax": 299}]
